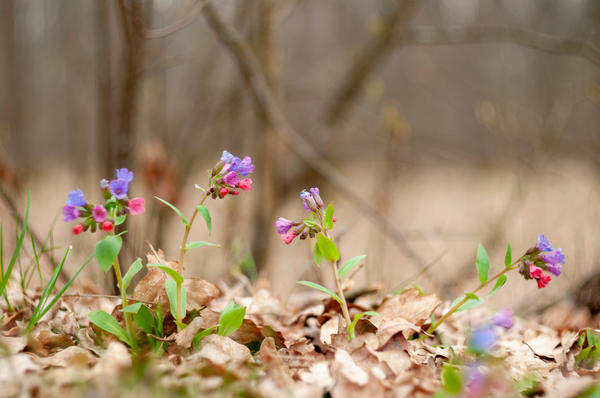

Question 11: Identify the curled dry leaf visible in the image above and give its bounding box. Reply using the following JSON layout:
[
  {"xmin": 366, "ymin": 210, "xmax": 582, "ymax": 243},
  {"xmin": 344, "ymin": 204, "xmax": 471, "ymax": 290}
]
[
  {"xmin": 258, "ymin": 337, "xmax": 294, "ymax": 388},
  {"xmin": 0, "ymin": 353, "xmax": 40, "ymax": 383},
  {"xmin": 174, "ymin": 316, "xmax": 204, "ymax": 348},
  {"xmin": 373, "ymin": 288, "xmax": 441, "ymax": 328},
  {"xmin": 320, "ymin": 316, "xmax": 339, "ymax": 346},
  {"xmin": 183, "ymin": 278, "xmax": 221, "ymax": 310},
  {"xmin": 0, "ymin": 334, "xmax": 27, "ymax": 354},
  {"xmin": 194, "ymin": 334, "xmax": 252, "ymax": 367},
  {"xmin": 34, "ymin": 346, "xmax": 96, "ymax": 368},
  {"xmin": 91, "ymin": 342, "xmax": 132, "ymax": 379}
]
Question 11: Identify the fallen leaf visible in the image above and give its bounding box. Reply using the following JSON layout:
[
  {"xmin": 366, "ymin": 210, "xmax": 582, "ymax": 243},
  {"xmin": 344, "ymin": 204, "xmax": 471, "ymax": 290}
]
[
  {"xmin": 34, "ymin": 346, "xmax": 97, "ymax": 368},
  {"xmin": 193, "ymin": 334, "xmax": 252, "ymax": 367},
  {"xmin": 374, "ymin": 288, "xmax": 441, "ymax": 327}
]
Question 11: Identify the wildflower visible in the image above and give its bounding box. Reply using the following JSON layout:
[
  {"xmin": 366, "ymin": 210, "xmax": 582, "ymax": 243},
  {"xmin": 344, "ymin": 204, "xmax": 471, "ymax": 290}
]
[
  {"xmin": 536, "ymin": 234, "xmax": 553, "ymax": 252},
  {"xmin": 101, "ymin": 221, "xmax": 114, "ymax": 232},
  {"xmin": 66, "ymin": 189, "xmax": 86, "ymax": 207},
  {"xmin": 219, "ymin": 187, "xmax": 229, "ymax": 197},
  {"xmin": 72, "ymin": 224, "xmax": 84, "ymax": 235},
  {"xmin": 237, "ymin": 178, "xmax": 252, "ymax": 192},
  {"xmin": 529, "ymin": 265, "xmax": 543, "ymax": 279},
  {"xmin": 62, "ymin": 205, "xmax": 81, "ymax": 222},
  {"xmin": 223, "ymin": 171, "xmax": 239, "ymax": 186},
  {"xmin": 300, "ymin": 189, "xmax": 317, "ymax": 212},
  {"xmin": 92, "ymin": 205, "xmax": 108, "ymax": 223},
  {"xmin": 100, "ymin": 179, "xmax": 109, "ymax": 189},
  {"xmin": 546, "ymin": 262, "xmax": 562, "ymax": 277},
  {"xmin": 280, "ymin": 232, "xmax": 296, "ymax": 245},
  {"xmin": 465, "ymin": 365, "xmax": 486, "ymax": 398},
  {"xmin": 543, "ymin": 248, "xmax": 565, "ymax": 266},
  {"xmin": 333, "ymin": 216, "xmax": 337, "ymax": 223},
  {"xmin": 116, "ymin": 168, "xmax": 134, "ymax": 183},
  {"xmin": 230, "ymin": 156, "xmax": 255, "ymax": 176},
  {"xmin": 127, "ymin": 198, "xmax": 145, "ymax": 215},
  {"xmin": 275, "ymin": 217, "xmax": 293, "ymax": 235},
  {"xmin": 309, "ymin": 187, "xmax": 324, "ymax": 209},
  {"xmin": 229, "ymin": 190, "xmax": 239, "ymax": 196},
  {"xmin": 221, "ymin": 150, "xmax": 236, "ymax": 164},
  {"xmin": 109, "ymin": 179, "xmax": 129, "ymax": 199},
  {"xmin": 490, "ymin": 308, "xmax": 513, "ymax": 329},
  {"xmin": 469, "ymin": 325, "xmax": 497, "ymax": 353},
  {"xmin": 537, "ymin": 274, "xmax": 551, "ymax": 288}
]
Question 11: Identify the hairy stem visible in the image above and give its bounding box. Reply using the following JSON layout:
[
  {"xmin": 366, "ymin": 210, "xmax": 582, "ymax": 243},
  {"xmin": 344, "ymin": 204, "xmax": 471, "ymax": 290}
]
[
  {"xmin": 322, "ymin": 227, "xmax": 352, "ymax": 332},
  {"xmin": 112, "ymin": 256, "xmax": 136, "ymax": 349}
]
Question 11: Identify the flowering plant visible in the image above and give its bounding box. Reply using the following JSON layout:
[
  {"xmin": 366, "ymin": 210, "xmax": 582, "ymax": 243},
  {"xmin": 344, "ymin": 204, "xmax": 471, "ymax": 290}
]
[{"xmin": 277, "ymin": 187, "xmax": 375, "ymax": 339}]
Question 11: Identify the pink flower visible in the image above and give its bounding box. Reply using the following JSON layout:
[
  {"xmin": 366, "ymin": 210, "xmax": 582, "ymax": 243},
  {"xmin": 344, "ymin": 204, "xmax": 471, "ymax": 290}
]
[
  {"xmin": 280, "ymin": 232, "xmax": 296, "ymax": 245},
  {"xmin": 72, "ymin": 224, "xmax": 84, "ymax": 235},
  {"xmin": 529, "ymin": 265, "xmax": 543, "ymax": 279},
  {"xmin": 237, "ymin": 178, "xmax": 252, "ymax": 192},
  {"xmin": 92, "ymin": 205, "xmax": 108, "ymax": 222},
  {"xmin": 537, "ymin": 274, "xmax": 551, "ymax": 288},
  {"xmin": 127, "ymin": 197, "xmax": 145, "ymax": 215},
  {"xmin": 223, "ymin": 171, "xmax": 239, "ymax": 186},
  {"xmin": 101, "ymin": 221, "xmax": 114, "ymax": 232}
]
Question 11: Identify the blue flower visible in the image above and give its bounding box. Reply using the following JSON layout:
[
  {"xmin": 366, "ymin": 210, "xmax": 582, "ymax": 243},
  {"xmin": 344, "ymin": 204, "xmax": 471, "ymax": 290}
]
[
  {"xmin": 116, "ymin": 168, "xmax": 134, "ymax": 183},
  {"xmin": 469, "ymin": 326, "xmax": 497, "ymax": 353},
  {"xmin": 221, "ymin": 150, "xmax": 236, "ymax": 163},
  {"xmin": 230, "ymin": 156, "xmax": 255, "ymax": 176},
  {"xmin": 536, "ymin": 234, "xmax": 553, "ymax": 252},
  {"xmin": 62, "ymin": 205, "xmax": 80, "ymax": 222},
  {"xmin": 299, "ymin": 189, "xmax": 311, "ymax": 211},
  {"xmin": 543, "ymin": 248, "xmax": 565, "ymax": 266},
  {"xmin": 66, "ymin": 189, "xmax": 86, "ymax": 207},
  {"xmin": 109, "ymin": 179, "xmax": 129, "ymax": 199}
]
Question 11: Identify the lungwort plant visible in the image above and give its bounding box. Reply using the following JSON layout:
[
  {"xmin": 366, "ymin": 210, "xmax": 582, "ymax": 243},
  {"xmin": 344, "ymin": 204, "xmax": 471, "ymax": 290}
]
[{"xmin": 277, "ymin": 187, "xmax": 376, "ymax": 339}]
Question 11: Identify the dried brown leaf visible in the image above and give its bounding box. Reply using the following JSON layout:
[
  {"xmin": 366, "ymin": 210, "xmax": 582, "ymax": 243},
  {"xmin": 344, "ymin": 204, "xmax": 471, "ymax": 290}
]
[
  {"xmin": 194, "ymin": 334, "xmax": 252, "ymax": 367},
  {"xmin": 374, "ymin": 288, "xmax": 441, "ymax": 327}
]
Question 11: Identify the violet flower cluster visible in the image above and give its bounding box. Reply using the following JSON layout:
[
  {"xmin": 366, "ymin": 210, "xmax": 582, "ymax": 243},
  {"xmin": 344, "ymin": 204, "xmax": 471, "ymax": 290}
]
[
  {"xmin": 207, "ymin": 151, "xmax": 254, "ymax": 198},
  {"xmin": 275, "ymin": 187, "xmax": 336, "ymax": 244},
  {"xmin": 518, "ymin": 234, "xmax": 565, "ymax": 288},
  {"xmin": 62, "ymin": 168, "xmax": 145, "ymax": 235},
  {"xmin": 468, "ymin": 308, "xmax": 514, "ymax": 354}
]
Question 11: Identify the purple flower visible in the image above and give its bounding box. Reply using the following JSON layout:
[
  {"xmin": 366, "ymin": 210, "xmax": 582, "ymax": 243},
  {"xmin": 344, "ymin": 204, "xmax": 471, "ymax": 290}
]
[
  {"xmin": 465, "ymin": 365, "xmax": 486, "ymax": 398},
  {"xmin": 109, "ymin": 179, "xmax": 129, "ymax": 199},
  {"xmin": 543, "ymin": 248, "xmax": 565, "ymax": 266},
  {"xmin": 546, "ymin": 263, "xmax": 562, "ymax": 276},
  {"xmin": 469, "ymin": 325, "xmax": 497, "ymax": 353},
  {"xmin": 299, "ymin": 190, "xmax": 312, "ymax": 211},
  {"xmin": 116, "ymin": 168, "xmax": 134, "ymax": 183},
  {"xmin": 221, "ymin": 150, "xmax": 236, "ymax": 163},
  {"xmin": 490, "ymin": 308, "xmax": 513, "ymax": 329},
  {"xmin": 100, "ymin": 179, "xmax": 109, "ymax": 189},
  {"xmin": 62, "ymin": 205, "xmax": 80, "ymax": 222},
  {"xmin": 223, "ymin": 171, "xmax": 239, "ymax": 186},
  {"xmin": 66, "ymin": 189, "xmax": 86, "ymax": 207},
  {"xmin": 309, "ymin": 187, "xmax": 323, "ymax": 209},
  {"xmin": 275, "ymin": 217, "xmax": 293, "ymax": 235},
  {"xmin": 230, "ymin": 156, "xmax": 255, "ymax": 176},
  {"xmin": 536, "ymin": 234, "xmax": 553, "ymax": 252},
  {"xmin": 92, "ymin": 205, "xmax": 108, "ymax": 223}
]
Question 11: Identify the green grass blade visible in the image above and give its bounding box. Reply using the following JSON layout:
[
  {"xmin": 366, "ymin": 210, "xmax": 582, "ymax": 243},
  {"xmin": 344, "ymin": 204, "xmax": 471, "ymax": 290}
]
[{"xmin": 0, "ymin": 192, "xmax": 30, "ymax": 296}]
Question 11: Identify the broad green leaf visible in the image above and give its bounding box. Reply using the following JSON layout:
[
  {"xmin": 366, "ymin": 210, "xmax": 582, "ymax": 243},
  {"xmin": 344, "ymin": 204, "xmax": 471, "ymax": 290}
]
[
  {"xmin": 185, "ymin": 241, "xmax": 219, "ymax": 251},
  {"xmin": 122, "ymin": 258, "xmax": 142, "ymax": 290},
  {"xmin": 338, "ymin": 255, "xmax": 366, "ymax": 279},
  {"xmin": 303, "ymin": 218, "xmax": 319, "ymax": 229},
  {"xmin": 95, "ymin": 235, "xmax": 122, "ymax": 273},
  {"xmin": 297, "ymin": 281, "xmax": 342, "ymax": 305},
  {"xmin": 488, "ymin": 274, "xmax": 507, "ymax": 296},
  {"xmin": 88, "ymin": 310, "xmax": 131, "ymax": 346},
  {"xmin": 197, "ymin": 205, "xmax": 212, "ymax": 233},
  {"xmin": 476, "ymin": 244, "xmax": 490, "ymax": 285},
  {"xmin": 316, "ymin": 233, "xmax": 340, "ymax": 263},
  {"xmin": 193, "ymin": 325, "xmax": 218, "ymax": 347},
  {"xmin": 114, "ymin": 214, "xmax": 126, "ymax": 226},
  {"xmin": 504, "ymin": 242, "xmax": 512, "ymax": 267},
  {"xmin": 155, "ymin": 297, "xmax": 164, "ymax": 336},
  {"xmin": 313, "ymin": 241, "xmax": 323, "ymax": 266},
  {"xmin": 347, "ymin": 311, "xmax": 378, "ymax": 340},
  {"xmin": 134, "ymin": 305, "xmax": 154, "ymax": 334},
  {"xmin": 121, "ymin": 302, "xmax": 143, "ymax": 313},
  {"xmin": 147, "ymin": 264, "xmax": 184, "ymax": 284},
  {"xmin": 217, "ymin": 302, "xmax": 246, "ymax": 337},
  {"xmin": 441, "ymin": 364, "xmax": 463, "ymax": 394},
  {"xmin": 155, "ymin": 196, "xmax": 188, "ymax": 226},
  {"xmin": 165, "ymin": 278, "xmax": 186, "ymax": 320},
  {"xmin": 324, "ymin": 203, "xmax": 334, "ymax": 230}
]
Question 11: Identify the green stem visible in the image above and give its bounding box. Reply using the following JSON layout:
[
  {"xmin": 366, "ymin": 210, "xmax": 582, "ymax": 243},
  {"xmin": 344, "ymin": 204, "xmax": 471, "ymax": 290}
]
[
  {"xmin": 112, "ymin": 256, "xmax": 136, "ymax": 349},
  {"xmin": 427, "ymin": 258, "xmax": 522, "ymax": 335},
  {"xmin": 322, "ymin": 227, "xmax": 352, "ymax": 333},
  {"xmin": 175, "ymin": 192, "xmax": 209, "ymax": 330}
]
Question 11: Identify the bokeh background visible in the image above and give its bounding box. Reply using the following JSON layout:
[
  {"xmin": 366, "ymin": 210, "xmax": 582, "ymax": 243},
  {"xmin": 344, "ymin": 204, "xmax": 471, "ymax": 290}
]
[{"xmin": 1, "ymin": 0, "xmax": 599, "ymax": 316}]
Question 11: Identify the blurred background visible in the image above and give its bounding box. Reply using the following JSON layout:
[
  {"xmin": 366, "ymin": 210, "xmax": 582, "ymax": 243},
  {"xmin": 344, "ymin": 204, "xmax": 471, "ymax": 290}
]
[{"xmin": 0, "ymin": 0, "xmax": 599, "ymax": 317}]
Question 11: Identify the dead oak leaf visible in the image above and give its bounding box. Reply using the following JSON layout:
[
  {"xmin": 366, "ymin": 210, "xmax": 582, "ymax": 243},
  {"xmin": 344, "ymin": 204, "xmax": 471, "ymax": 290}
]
[{"xmin": 373, "ymin": 288, "xmax": 441, "ymax": 328}]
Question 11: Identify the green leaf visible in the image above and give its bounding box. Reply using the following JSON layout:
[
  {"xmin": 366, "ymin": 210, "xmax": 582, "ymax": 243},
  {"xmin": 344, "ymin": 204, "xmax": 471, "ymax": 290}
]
[
  {"xmin": 197, "ymin": 205, "xmax": 211, "ymax": 233},
  {"xmin": 165, "ymin": 278, "xmax": 186, "ymax": 320},
  {"xmin": 95, "ymin": 235, "xmax": 122, "ymax": 273},
  {"xmin": 324, "ymin": 203, "xmax": 334, "ymax": 230},
  {"xmin": 0, "ymin": 192, "xmax": 30, "ymax": 297},
  {"xmin": 155, "ymin": 196, "xmax": 188, "ymax": 226},
  {"xmin": 297, "ymin": 281, "xmax": 342, "ymax": 305},
  {"xmin": 147, "ymin": 264, "xmax": 184, "ymax": 285},
  {"xmin": 338, "ymin": 255, "xmax": 366, "ymax": 279},
  {"xmin": 193, "ymin": 325, "xmax": 218, "ymax": 347},
  {"xmin": 313, "ymin": 241, "xmax": 323, "ymax": 266},
  {"xmin": 122, "ymin": 258, "xmax": 142, "ymax": 290},
  {"xmin": 451, "ymin": 294, "xmax": 484, "ymax": 312},
  {"xmin": 114, "ymin": 214, "xmax": 127, "ymax": 226},
  {"xmin": 194, "ymin": 184, "xmax": 206, "ymax": 193},
  {"xmin": 504, "ymin": 242, "xmax": 512, "ymax": 267},
  {"xmin": 217, "ymin": 302, "xmax": 246, "ymax": 337},
  {"xmin": 185, "ymin": 241, "xmax": 219, "ymax": 251},
  {"xmin": 476, "ymin": 244, "xmax": 490, "ymax": 285},
  {"xmin": 316, "ymin": 233, "xmax": 340, "ymax": 263},
  {"xmin": 488, "ymin": 274, "xmax": 507, "ymax": 297},
  {"xmin": 441, "ymin": 364, "xmax": 463, "ymax": 394},
  {"xmin": 303, "ymin": 218, "xmax": 319, "ymax": 229},
  {"xmin": 88, "ymin": 310, "xmax": 131, "ymax": 346},
  {"xmin": 121, "ymin": 302, "xmax": 143, "ymax": 313},
  {"xmin": 464, "ymin": 292, "xmax": 479, "ymax": 300},
  {"xmin": 347, "ymin": 311, "xmax": 378, "ymax": 340},
  {"xmin": 134, "ymin": 305, "xmax": 154, "ymax": 334}
]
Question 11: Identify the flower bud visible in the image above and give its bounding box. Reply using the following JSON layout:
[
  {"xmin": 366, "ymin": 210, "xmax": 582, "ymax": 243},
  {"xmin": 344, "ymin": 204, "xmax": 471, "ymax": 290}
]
[
  {"xmin": 219, "ymin": 187, "xmax": 229, "ymax": 197},
  {"xmin": 72, "ymin": 224, "xmax": 84, "ymax": 235},
  {"xmin": 101, "ymin": 221, "xmax": 114, "ymax": 232}
]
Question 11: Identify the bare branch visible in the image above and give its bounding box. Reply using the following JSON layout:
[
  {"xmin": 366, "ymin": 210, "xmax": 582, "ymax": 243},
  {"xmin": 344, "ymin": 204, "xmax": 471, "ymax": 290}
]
[{"xmin": 202, "ymin": 2, "xmax": 427, "ymax": 269}]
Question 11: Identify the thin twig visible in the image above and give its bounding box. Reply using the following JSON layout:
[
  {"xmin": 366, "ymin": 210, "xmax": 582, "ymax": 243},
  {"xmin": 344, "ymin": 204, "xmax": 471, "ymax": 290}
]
[{"xmin": 202, "ymin": 1, "xmax": 427, "ymax": 270}]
